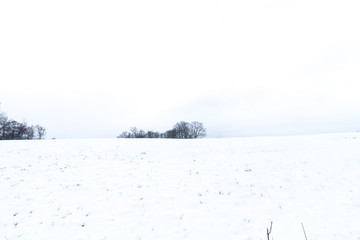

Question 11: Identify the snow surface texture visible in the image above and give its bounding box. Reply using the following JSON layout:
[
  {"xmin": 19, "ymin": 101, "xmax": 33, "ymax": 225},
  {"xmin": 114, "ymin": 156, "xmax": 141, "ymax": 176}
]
[{"xmin": 1, "ymin": 133, "xmax": 360, "ymax": 239}]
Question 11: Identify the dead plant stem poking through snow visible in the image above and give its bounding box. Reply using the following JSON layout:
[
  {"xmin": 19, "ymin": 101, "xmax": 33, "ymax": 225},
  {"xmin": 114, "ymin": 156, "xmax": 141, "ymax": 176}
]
[
  {"xmin": 267, "ymin": 221, "xmax": 273, "ymax": 240},
  {"xmin": 302, "ymin": 222, "xmax": 308, "ymax": 240}
]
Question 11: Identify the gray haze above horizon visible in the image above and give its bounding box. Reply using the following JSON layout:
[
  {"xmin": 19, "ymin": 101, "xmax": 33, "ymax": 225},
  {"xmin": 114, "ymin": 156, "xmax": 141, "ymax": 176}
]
[{"xmin": 1, "ymin": 0, "xmax": 360, "ymax": 139}]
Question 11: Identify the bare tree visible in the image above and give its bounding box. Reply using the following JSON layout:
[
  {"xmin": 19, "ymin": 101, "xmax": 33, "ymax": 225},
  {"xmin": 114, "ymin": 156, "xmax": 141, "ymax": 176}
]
[
  {"xmin": 118, "ymin": 131, "xmax": 131, "ymax": 138},
  {"xmin": 2, "ymin": 119, "xmax": 16, "ymax": 140},
  {"xmin": 154, "ymin": 131, "xmax": 160, "ymax": 138},
  {"xmin": 164, "ymin": 129, "xmax": 177, "ymax": 138},
  {"xmin": 6, "ymin": 120, "xmax": 19, "ymax": 140},
  {"xmin": 138, "ymin": 129, "xmax": 146, "ymax": 138},
  {"xmin": 146, "ymin": 130, "xmax": 158, "ymax": 138},
  {"xmin": 26, "ymin": 125, "xmax": 35, "ymax": 139},
  {"xmin": 190, "ymin": 121, "xmax": 206, "ymax": 138},
  {"xmin": 118, "ymin": 121, "xmax": 206, "ymax": 139},
  {"xmin": 0, "ymin": 113, "xmax": 9, "ymax": 140},
  {"xmin": 130, "ymin": 127, "xmax": 138, "ymax": 138},
  {"xmin": 173, "ymin": 121, "xmax": 191, "ymax": 139},
  {"xmin": 14, "ymin": 122, "xmax": 28, "ymax": 140},
  {"xmin": 0, "ymin": 104, "xmax": 43, "ymax": 140},
  {"xmin": 0, "ymin": 115, "xmax": 35, "ymax": 140},
  {"xmin": 129, "ymin": 127, "xmax": 147, "ymax": 138},
  {"xmin": 35, "ymin": 125, "xmax": 46, "ymax": 139}
]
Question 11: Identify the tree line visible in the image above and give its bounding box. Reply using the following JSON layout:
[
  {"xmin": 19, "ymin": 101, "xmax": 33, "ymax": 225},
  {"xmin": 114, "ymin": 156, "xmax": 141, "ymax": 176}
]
[
  {"xmin": 117, "ymin": 121, "xmax": 206, "ymax": 139},
  {"xmin": 0, "ymin": 107, "xmax": 46, "ymax": 140}
]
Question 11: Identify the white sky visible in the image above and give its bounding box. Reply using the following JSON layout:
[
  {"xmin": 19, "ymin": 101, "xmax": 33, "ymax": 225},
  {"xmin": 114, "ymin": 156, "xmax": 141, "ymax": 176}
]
[{"xmin": 1, "ymin": 0, "xmax": 359, "ymax": 138}]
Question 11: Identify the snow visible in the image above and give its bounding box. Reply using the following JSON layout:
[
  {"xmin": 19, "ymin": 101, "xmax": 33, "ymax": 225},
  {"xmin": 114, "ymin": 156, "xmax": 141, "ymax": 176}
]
[{"xmin": 1, "ymin": 133, "xmax": 360, "ymax": 239}]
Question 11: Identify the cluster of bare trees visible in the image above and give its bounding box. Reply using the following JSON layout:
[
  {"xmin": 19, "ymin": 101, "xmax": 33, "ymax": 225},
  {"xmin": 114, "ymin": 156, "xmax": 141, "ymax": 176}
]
[
  {"xmin": 0, "ymin": 110, "xmax": 46, "ymax": 140},
  {"xmin": 117, "ymin": 121, "xmax": 206, "ymax": 139}
]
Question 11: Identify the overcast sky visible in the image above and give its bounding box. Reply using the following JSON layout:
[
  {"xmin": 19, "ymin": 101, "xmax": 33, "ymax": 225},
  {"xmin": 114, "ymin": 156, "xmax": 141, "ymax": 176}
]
[{"xmin": 1, "ymin": 0, "xmax": 359, "ymax": 138}]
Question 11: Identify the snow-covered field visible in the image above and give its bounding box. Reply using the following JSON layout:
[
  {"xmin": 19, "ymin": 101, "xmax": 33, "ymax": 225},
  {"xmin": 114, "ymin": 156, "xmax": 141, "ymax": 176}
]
[{"xmin": 1, "ymin": 133, "xmax": 360, "ymax": 240}]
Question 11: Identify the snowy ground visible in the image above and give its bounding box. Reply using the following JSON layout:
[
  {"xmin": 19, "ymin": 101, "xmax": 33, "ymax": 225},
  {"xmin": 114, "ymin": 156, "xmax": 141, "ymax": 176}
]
[{"xmin": 1, "ymin": 133, "xmax": 360, "ymax": 239}]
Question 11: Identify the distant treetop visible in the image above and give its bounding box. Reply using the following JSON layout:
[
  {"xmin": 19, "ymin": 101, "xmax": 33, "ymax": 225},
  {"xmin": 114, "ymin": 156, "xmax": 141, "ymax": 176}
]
[
  {"xmin": 117, "ymin": 121, "xmax": 206, "ymax": 139},
  {"xmin": 0, "ymin": 104, "xmax": 46, "ymax": 140}
]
